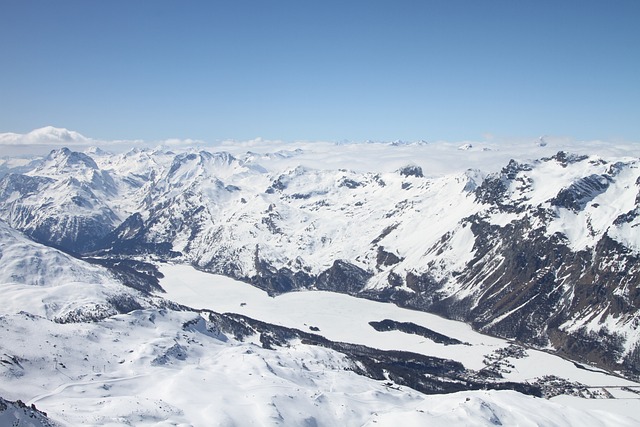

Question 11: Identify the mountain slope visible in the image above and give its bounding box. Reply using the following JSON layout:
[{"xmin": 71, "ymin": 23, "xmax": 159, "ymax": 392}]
[{"xmin": 0, "ymin": 219, "xmax": 162, "ymax": 322}]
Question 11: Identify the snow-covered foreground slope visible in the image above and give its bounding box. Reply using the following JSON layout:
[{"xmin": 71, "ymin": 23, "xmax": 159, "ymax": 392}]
[
  {"xmin": 0, "ymin": 303, "xmax": 637, "ymax": 426},
  {"xmin": 0, "ymin": 220, "xmax": 165, "ymax": 322}
]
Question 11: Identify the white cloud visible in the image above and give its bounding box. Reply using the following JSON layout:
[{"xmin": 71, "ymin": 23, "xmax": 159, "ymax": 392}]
[
  {"xmin": 0, "ymin": 126, "xmax": 92, "ymax": 146},
  {"xmin": 160, "ymin": 138, "xmax": 207, "ymax": 147},
  {"xmin": 0, "ymin": 127, "xmax": 215, "ymax": 153},
  {"xmin": 0, "ymin": 126, "xmax": 153, "ymax": 149},
  {"xmin": 0, "ymin": 126, "xmax": 152, "ymax": 156},
  {"xmin": 2, "ymin": 127, "xmax": 638, "ymax": 175}
]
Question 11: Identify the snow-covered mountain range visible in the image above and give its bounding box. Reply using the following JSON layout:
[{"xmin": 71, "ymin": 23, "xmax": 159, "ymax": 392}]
[{"xmin": 1, "ymin": 132, "xmax": 640, "ymax": 425}]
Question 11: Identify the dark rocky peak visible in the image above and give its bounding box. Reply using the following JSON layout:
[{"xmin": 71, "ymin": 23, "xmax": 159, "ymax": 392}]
[
  {"xmin": 92, "ymin": 211, "xmax": 179, "ymax": 258},
  {"xmin": 474, "ymin": 159, "xmax": 532, "ymax": 208},
  {"xmin": 315, "ymin": 260, "xmax": 372, "ymax": 294},
  {"xmin": 606, "ymin": 160, "xmax": 633, "ymax": 177},
  {"xmin": 613, "ymin": 207, "xmax": 640, "ymax": 226},
  {"xmin": 398, "ymin": 164, "xmax": 424, "ymax": 178},
  {"xmin": 474, "ymin": 175, "xmax": 508, "ymax": 206},
  {"xmin": 543, "ymin": 151, "xmax": 589, "ymax": 168},
  {"xmin": 114, "ymin": 212, "xmax": 145, "ymax": 240},
  {"xmin": 550, "ymin": 174, "xmax": 611, "ymax": 212},
  {"xmin": 266, "ymin": 175, "xmax": 288, "ymax": 194},
  {"xmin": 334, "ymin": 170, "xmax": 367, "ymax": 190},
  {"xmin": 339, "ymin": 177, "xmax": 363, "ymax": 189},
  {"xmin": 501, "ymin": 159, "xmax": 533, "ymax": 179}
]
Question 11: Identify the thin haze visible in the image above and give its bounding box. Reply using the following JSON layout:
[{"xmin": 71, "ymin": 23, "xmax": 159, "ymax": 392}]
[{"xmin": 0, "ymin": 1, "xmax": 638, "ymax": 143}]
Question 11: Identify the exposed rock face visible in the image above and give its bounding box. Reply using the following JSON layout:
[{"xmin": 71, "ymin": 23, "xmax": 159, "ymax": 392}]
[
  {"xmin": 430, "ymin": 215, "xmax": 640, "ymax": 372},
  {"xmin": 250, "ymin": 246, "xmax": 314, "ymax": 295},
  {"xmin": 0, "ymin": 397, "xmax": 58, "ymax": 427},
  {"xmin": 398, "ymin": 165, "xmax": 424, "ymax": 178},
  {"xmin": 315, "ymin": 260, "xmax": 373, "ymax": 294},
  {"xmin": 550, "ymin": 174, "xmax": 611, "ymax": 212}
]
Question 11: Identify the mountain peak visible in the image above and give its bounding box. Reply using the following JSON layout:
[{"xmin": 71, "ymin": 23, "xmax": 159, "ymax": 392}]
[{"xmin": 43, "ymin": 147, "xmax": 98, "ymax": 170}]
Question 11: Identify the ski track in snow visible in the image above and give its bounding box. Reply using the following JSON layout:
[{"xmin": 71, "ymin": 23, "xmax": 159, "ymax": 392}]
[{"xmin": 27, "ymin": 373, "xmax": 149, "ymax": 406}]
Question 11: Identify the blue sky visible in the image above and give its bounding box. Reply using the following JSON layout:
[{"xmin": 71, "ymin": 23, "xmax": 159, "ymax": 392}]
[{"xmin": 1, "ymin": 0, "xmax": 639, "ymax": 143}]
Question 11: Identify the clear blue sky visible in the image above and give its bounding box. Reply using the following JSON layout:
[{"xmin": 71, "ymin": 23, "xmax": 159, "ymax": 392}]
[{"xmin": 1, "ymin": 0, "xmax": 638, "ymax": 143}]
